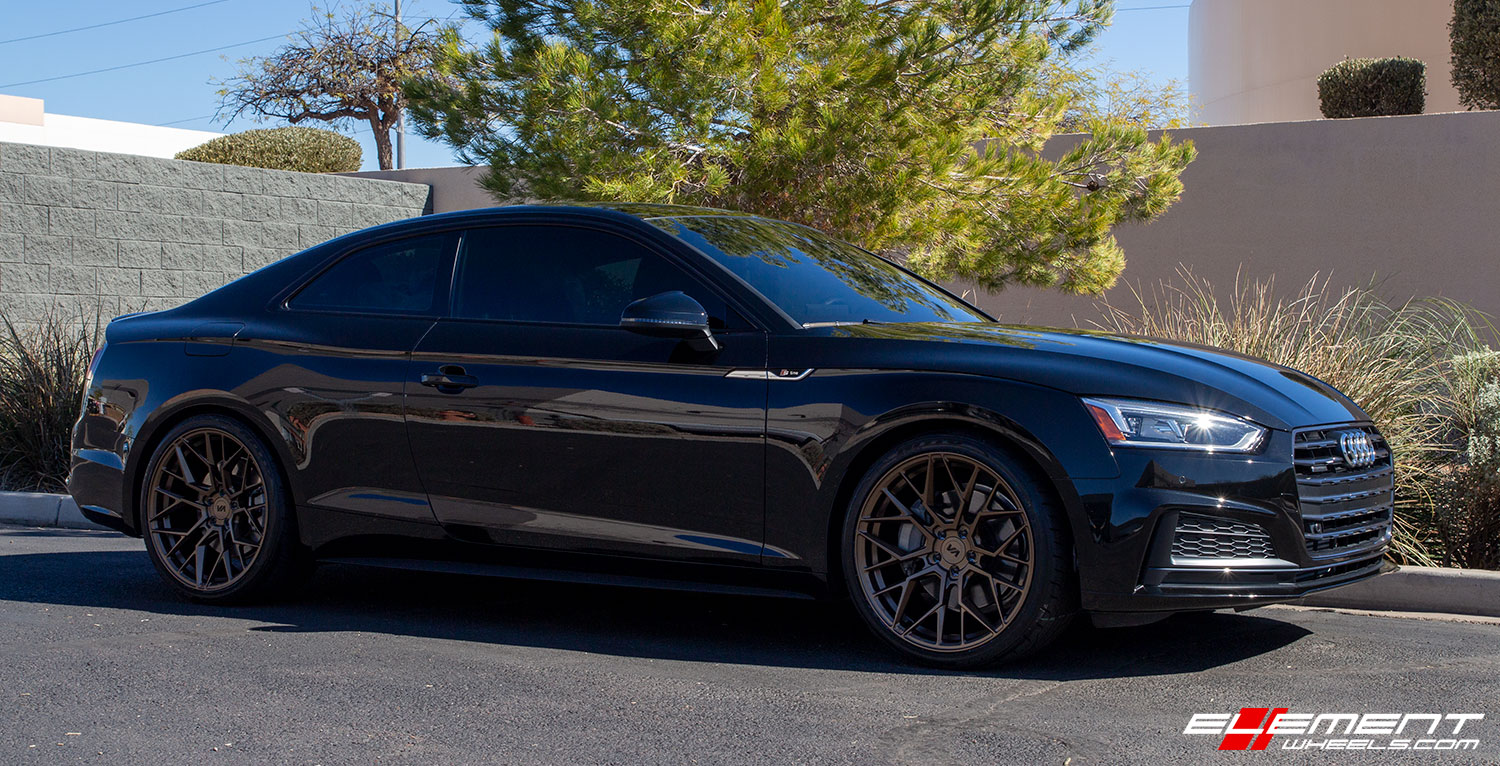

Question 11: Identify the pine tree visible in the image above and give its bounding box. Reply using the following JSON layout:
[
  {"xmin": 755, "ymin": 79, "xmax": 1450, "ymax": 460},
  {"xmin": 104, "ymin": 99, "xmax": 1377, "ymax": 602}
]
[{"xmin": 406, "ymin": 0, "xmax": 1195, "ymax": 293}]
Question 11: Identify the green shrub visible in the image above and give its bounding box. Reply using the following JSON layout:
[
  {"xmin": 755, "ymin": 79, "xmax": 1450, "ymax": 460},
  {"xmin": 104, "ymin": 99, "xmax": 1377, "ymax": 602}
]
[
  {"xmin": 1093, "ymin": 270, "xmax": 1493, "ymax": 567},
  {"xmin": 0, "ymin": 312, "xmax": 101, "ymax": 493},
  {"xmin": 1435, "ymin": 351, "xmax": 1500, "ymax": 569},
  {"xmin": 1450, "ymin": 0, "xmax": 1500, "ymax": 110},
  {"xmin": 175, "ymin": 126, "xmax": 361, "ymax": 173},
  {"xmin": 1318, "ymin": 57, "xmax": 1427, "ymax": 118}
]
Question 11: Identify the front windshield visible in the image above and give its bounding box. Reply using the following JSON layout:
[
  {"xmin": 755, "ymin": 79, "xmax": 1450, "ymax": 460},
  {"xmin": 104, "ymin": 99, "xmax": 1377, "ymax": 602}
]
[{"xmin": 653, "ymin": 216, "xmax": 990, "ymax": 327}]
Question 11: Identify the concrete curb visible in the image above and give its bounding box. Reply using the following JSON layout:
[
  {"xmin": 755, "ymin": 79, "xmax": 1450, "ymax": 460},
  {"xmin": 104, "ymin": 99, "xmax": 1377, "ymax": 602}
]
[
  {"xmin": 1297, "ymin": 566, "xmax": 1500, "ymax": 619},
  {"xmin": 0, "ymin": 491, "xmax": 108, "ymax": 531}
]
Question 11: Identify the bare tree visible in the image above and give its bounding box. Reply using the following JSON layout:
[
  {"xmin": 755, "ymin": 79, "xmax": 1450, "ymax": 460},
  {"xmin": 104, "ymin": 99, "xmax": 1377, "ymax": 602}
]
[{"xmin": 217, "ymin": 3, "xmax": 447, "ymax": 170}]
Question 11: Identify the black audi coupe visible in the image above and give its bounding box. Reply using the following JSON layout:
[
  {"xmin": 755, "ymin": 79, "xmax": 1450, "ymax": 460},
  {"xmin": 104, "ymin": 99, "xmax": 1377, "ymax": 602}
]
[{"xmin": 67, "ymin": 204, "xmax": 1394, "ymax": 667}]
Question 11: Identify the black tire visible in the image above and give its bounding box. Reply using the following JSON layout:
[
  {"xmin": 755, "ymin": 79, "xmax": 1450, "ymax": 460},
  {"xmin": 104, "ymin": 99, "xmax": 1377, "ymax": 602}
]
[
  {"xmin": 840, "ymin": 433, "xmax": 1075, "ymax": 668},
  {"xmin": 139, "ymin": 414, "xmax": 307, "ymax": 603}
]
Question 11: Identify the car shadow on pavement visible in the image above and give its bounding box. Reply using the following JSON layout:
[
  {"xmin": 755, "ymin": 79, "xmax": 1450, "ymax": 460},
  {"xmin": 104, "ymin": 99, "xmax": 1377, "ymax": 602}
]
[{"xmin": 0, "ymin": 548, "xmax": 1312, "ymax": 679}]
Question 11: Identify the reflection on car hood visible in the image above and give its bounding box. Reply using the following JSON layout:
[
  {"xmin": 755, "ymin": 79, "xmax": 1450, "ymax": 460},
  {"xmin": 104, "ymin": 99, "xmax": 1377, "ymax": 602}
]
[{"xmin": 821, "ymin": 322, "xmax": 1368, "ymax": 431}]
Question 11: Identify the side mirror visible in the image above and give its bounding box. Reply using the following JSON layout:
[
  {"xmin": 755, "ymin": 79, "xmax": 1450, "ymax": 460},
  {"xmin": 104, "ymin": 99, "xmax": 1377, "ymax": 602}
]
[{"xmin": 620, "ymin": 291, "xmax": 721, "ymax": 353}]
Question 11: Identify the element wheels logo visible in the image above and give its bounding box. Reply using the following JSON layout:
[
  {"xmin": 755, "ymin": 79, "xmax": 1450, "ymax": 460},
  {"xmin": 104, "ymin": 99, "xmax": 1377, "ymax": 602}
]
[
  {"xmin": 1185, "ymin": 709, "xmax": 1484, "ymax": 752},
  {"xmin": 1215, "ymin": 708, "xmax": 1287, "ymax": 750},
  {"xmin": 1338, "ymin": 430, "xmax": 1377, "ymax": 468}
]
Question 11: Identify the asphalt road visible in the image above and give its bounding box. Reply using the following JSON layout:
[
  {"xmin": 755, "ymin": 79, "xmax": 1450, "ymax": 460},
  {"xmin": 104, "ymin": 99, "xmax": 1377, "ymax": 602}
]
[{"xmin": 3, "ymin": 526, "xmax": 1499, "ymax": 765}]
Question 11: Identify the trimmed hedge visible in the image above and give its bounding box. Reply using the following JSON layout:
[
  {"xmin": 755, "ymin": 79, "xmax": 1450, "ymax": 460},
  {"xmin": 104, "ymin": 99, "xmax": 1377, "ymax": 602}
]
[
  {"xmin": 1451, "ymin": 0, "xmax": 1500, "ymax": 110},
  {"xmin": 1317, "ymin": 57, "xmax": 1427, "ymax": 119},
  {"xmin": 175, "ymin": 126, "xmax": 361, "ymax": 173}
]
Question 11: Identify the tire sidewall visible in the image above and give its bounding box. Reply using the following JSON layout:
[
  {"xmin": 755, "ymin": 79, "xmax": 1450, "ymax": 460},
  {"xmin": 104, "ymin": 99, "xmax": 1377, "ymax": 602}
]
[
  {"xmin": 840, "ymin": 433, "xmax": 1069, "ymax": 667},
  {"xmin": 139, "ymin": 414, "xmax": 294, "ymax": 603}
]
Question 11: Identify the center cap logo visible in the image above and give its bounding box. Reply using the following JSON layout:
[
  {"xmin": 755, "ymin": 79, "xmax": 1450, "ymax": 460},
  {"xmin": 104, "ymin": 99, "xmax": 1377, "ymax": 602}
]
[
  {"xmin": 940, "ymin": 538, "xmax": 965, "ymax": 565},
  {"xmin": 1338, "ymin": 430, "xmax": 1376, "ymax": 468}
]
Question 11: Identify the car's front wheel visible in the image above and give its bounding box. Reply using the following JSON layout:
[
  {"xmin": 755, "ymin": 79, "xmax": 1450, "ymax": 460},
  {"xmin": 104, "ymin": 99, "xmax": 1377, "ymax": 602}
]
[
  {"xmin": 841, "ymin": 434, "xmax": 1075, "ymax": 667},
  {"xmin": 140, "ymin": 414, "xmax": 304, "ymax": 603}
]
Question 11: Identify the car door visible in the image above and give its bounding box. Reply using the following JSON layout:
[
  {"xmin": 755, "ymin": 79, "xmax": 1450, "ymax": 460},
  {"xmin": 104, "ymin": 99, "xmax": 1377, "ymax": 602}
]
[
  {"xmin": 405, "ymin": 222, "xmax": 770, "ymax": 564},
  {"xmin": 241, "ymin": 229, "xmax": 459, "ymax": 524}
]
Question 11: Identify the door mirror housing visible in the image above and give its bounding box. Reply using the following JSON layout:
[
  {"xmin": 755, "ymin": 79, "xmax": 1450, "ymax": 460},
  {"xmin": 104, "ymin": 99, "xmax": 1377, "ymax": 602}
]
[{"xmin": 620, "ymin": 291, "xmax": 721, "ymax": 353}]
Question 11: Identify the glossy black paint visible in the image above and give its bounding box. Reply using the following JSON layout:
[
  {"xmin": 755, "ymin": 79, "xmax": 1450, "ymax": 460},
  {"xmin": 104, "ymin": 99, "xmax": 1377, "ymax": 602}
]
[{"xmin": 69, "ymin": 204, "xmax": 1385, "ymax": 616}]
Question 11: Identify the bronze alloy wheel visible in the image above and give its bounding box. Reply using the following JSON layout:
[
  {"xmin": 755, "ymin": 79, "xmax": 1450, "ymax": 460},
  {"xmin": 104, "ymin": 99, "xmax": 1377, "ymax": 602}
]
[
  {"xmin": 145, "ymin": 427, "xmax": 270, "ymax": 593},
  {"xmin": 852, "ymin": 452, "xmax": 1035, "ymax": 653}
]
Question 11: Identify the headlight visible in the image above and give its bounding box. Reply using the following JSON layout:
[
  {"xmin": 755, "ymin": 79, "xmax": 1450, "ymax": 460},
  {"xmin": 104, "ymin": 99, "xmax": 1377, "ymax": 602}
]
[{"xmin": 1082, "ymin": 397, "xmax": 1267, "ymax": 453}]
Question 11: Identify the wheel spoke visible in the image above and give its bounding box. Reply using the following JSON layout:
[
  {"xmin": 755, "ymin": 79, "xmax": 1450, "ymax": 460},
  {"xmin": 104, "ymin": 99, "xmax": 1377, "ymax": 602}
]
[
  {"xmin": 939, "ymin": 456, "xmax": 961, "ymax": 494},
  {"xmin": 996, "ymin": 552, "xmax": 1029, "ymax": 567},
  {"xmin": 959, "ymin": 467, "xmax": 982, "ymax": 516},
  {"xmin": 934, "ymin": 584, "xmax": 950, "ymax": 645},
  {"xmin": 961, "ymin": 600, "xmax": 999, "ymax": 635},
  {"xmin": 244, "ymin": 510, "xmax": 266, "ymax": 538},
  {"xmin": 162, "ymin": 518, "xmax": 208, "ymax": 559},
  {"xmin": 973, "ymin": 526, "xmax": 1026, "ymax": 558},
  {"xmin": 901, "ymin": 603, "xmax": 942, "ymax": 638},
  {"xmin": 218, "ymin": 529, "xmax": 233, "ymax": 580},
  {"xmin": 152, "ymin": 487, "xmax": 203, "ymax": 513},
  {"xmin": 890, "ymin": 578, "xmax": 916, "ymax": 627},
  {"xmin": 922, "ymin": 456, "xmax": 936, "ymax": 510},
  {"xmin": 230, "ymin": 478, "xmax": 265, "ymax": 503},
  {"xmin": 192, "ymin": 544, "xmax": 207, "ymax": 587},
  {"xmin": 174, "ymin": 444, "xmax": 197, "ymax": 487},
  {"xmin": 869, "ymin": 488, "xmax": 934, "ymax": 536}
]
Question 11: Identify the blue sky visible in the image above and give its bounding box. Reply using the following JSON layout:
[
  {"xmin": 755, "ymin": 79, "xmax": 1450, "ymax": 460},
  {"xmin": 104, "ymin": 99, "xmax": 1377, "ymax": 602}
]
[{"xmin": 0, "ymin": 0, "xmax": 1191, "ymax": 171}]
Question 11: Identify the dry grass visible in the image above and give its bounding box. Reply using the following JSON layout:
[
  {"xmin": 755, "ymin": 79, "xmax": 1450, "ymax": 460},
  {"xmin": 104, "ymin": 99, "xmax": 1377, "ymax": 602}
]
[
  {"xmin": 0, "ymin": 312, "xmax": 101, "ymax": 493},
  {"xmin": 1093, "ymin": 269, "xmax": 1493, "ymax": 566}
]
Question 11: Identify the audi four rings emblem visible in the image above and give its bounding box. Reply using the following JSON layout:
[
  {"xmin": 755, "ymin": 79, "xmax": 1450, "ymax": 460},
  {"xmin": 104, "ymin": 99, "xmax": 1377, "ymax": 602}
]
[{"xmin": 1338, "ymin": 430, "xmax": 1377, "ymax": 468}]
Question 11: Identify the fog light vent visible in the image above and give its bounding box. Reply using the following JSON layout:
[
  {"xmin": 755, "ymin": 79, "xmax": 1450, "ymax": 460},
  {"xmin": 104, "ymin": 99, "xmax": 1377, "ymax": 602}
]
[{"xmin": 1171, "ymin": 513, "xmax": 1275, "ymax": 560}]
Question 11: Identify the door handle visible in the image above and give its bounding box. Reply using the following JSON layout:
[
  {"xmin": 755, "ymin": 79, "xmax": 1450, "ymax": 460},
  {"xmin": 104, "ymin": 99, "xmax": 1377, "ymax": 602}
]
[{"xmin": 420, "ymin": 365, "xmax": 479, "ymax": 391}]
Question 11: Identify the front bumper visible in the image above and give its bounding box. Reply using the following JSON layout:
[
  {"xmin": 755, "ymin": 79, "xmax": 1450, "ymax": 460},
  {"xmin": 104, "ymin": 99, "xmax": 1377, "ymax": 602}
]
[
  {"xmin": 1072, "ymin": 425, "xmax": 1396, "ymax": 615},
  {"xmin": 1087, "ymin": 549, "xmax": 1394, "ymax": 613}
]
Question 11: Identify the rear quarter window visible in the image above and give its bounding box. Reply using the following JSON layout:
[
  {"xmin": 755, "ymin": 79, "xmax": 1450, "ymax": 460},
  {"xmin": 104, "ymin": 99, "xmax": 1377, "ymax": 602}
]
[{"xmin": 290, "ymin": 231, "xmax": 457, "ymax": 316}]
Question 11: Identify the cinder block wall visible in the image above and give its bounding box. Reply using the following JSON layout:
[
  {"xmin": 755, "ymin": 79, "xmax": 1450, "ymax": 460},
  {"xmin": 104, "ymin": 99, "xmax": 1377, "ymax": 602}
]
[{"xmin": 0, "ymin": 141, "xmax": 431, "ymax": 325}]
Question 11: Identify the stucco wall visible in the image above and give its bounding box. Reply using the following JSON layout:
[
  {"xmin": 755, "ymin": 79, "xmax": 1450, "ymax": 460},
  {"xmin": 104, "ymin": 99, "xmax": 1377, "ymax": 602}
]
[
  {"xmin": 970, "ymin": 110, "xmax": 1500, "ymax": 328},
  {"xmin": 0, "ymin": 141, "xmax": 431, "ymax": 325},
  {"xmin": 1191, "ymin": 0, "xmax": 1462, "ymax": 126}
]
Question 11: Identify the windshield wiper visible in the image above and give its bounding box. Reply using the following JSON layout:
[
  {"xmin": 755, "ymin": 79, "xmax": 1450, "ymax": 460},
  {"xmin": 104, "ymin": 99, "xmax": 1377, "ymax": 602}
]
[{"xmin": 801, "ymin": 319, "xmax": 885, "ymax": 329}]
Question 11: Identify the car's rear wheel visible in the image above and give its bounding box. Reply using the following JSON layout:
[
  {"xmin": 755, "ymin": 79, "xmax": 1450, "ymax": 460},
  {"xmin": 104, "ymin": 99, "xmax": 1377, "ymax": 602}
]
[
  {"xmin": 140, "ymin": 415, "xmax": 303, "ymax": 603},
  {"xmin": 841, "ymin": 434, "xmax": 1075, "ymax": 667}
]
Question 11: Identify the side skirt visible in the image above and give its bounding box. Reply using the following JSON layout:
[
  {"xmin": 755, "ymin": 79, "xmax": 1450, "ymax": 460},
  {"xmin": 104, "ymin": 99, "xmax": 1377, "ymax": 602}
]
[{"xmin": 320, "ymin": 555, "xmax": 819, "ymax": 601}]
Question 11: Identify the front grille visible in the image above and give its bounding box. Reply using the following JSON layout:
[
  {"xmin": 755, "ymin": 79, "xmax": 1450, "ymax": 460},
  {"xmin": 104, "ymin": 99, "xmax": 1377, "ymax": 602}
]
[
  {"xmin": 1171, "ymin": 513, "xmax": 1276, "ymax": 560},
  {"xmin": 1294, "ymin": 425, "xmax": 1394, "ymax": 559}
]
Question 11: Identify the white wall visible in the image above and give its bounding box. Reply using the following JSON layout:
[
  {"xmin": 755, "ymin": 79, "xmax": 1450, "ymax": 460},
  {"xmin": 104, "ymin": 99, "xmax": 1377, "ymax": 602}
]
[{"xmin": 0, "ymin": 112, "xmax": 221, "ymax": 160}]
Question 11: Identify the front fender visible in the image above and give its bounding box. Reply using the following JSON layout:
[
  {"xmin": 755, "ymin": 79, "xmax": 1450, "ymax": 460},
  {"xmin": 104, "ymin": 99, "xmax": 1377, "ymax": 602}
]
[{"xmin": 762, "ymin": 369, "xmax": 1119, "ymax": 574}]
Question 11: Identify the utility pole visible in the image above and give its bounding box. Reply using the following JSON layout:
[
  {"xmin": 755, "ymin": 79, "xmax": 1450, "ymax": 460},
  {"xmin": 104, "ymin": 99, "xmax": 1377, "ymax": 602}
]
[{"xmin": 394, "ymin": 0, "xmax": 406, "ymax": 169}]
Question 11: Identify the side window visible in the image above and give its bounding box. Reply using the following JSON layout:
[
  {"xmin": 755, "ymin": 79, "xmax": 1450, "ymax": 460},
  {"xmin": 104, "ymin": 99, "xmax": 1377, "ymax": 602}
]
[
  {"xmin": 452, "ymin": 225, "xmax": 741, "ymax": 328},
  {"xmin": 290, "ymin": 232, "xmax": 456, "ymax": 315}
]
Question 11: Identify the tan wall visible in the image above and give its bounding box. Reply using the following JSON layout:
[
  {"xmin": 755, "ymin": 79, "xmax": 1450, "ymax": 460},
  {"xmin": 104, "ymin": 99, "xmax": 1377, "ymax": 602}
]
[
  {"xmin": 356, "ymin": 110, "xmax": 1500, "ymax": 331},
  {"xmin": 967, "ymin": 110, "xmax": 1500, "ymax": 328},
  {"xmin": 1191, "ymin": 0, "xmax": 1463, "ymax": 126},
  {"xmin": 344, "ymin": 164, "xmax": 492, "ymax": 213}
]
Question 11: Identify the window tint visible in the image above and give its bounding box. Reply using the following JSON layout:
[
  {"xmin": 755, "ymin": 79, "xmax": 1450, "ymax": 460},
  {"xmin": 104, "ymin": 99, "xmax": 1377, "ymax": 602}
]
[
  {"xmin": 291, "ymin": 232, "xmax": 455, "ymax": 315},
  {"xmin": 453, "ymin": 225, "xmax": 736, "ymax": 327}
]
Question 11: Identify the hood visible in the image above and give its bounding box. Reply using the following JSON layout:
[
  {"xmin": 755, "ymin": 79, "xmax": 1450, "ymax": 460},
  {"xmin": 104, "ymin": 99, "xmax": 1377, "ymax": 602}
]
[{"xmin": 820, "ymin": 322, "xmax": 1368, "ymax": 431}]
